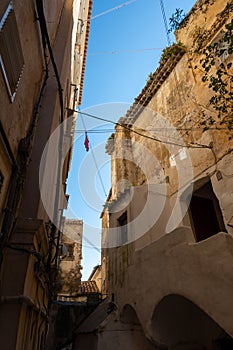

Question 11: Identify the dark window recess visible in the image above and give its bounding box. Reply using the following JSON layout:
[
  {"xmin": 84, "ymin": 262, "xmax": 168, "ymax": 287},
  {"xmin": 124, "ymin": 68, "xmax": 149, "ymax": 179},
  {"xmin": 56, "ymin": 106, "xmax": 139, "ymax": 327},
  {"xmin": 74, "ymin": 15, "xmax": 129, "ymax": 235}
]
[
  {"xmin": 64, "ymin": 243, "xmax": 74, "ymax": 260},
  {"xmin": 189, "ymin": 181, "xmax": 226, "ymax": 242},
  {"xmin": 0, "ymin": 3, "xmax": 24, "ymax": 102},
  {"xmin": 213, "ymin": 338, "xmax": 233, "ymax": 350},
  {"xmin": 0, "ymin": 171, "xmax": 4, "ymax": 193},
  {"xmin": 118, "ymin": 211, "xmax": 128, "ymax": 245}
]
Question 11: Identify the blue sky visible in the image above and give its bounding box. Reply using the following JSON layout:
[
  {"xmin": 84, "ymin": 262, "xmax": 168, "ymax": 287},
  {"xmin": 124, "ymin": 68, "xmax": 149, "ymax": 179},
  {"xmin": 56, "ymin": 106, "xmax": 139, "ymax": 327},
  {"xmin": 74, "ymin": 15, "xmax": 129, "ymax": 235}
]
[{"xmin": 66, "ymin": 0, "xmax": 196, "ymax": 280}]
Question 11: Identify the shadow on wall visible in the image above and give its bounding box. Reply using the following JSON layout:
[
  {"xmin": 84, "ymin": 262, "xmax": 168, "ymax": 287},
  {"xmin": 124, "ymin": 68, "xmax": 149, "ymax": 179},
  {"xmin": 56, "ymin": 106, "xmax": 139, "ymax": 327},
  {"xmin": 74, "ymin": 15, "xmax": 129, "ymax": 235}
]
[
  {"xmin": 151, "ymin": 294, "xmax": 233, "ymax": 350},
  {"xmin": 74, "ymin": 301, "xmax": 157, "ymax": 350}
]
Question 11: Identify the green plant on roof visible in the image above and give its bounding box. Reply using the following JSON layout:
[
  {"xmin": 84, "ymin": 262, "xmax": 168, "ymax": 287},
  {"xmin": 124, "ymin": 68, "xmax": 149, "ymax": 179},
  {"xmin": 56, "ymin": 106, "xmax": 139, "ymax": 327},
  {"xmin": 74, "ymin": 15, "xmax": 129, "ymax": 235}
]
[
  {"xmin": 146, "ymin": 72, "xmax": 153, "ymax": 83},
  {"xmin": 159, "ymin": 41, "xmax": 184, "ymax": 64}
]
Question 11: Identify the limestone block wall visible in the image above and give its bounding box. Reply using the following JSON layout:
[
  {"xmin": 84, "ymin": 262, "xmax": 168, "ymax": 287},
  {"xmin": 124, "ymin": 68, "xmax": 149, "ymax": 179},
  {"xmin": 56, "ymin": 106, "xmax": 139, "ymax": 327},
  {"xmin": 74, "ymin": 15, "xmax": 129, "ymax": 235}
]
[
  {"xmin": 106, "ymin": 0, "xmax": 233, "ymax": 239},
  {"xmin": 102, "ymin": 0, "xmax": 233, "ymax": 342},
  {"xmin": 58, "ymin": 219, "xmax": 83, "ymax": 295}
]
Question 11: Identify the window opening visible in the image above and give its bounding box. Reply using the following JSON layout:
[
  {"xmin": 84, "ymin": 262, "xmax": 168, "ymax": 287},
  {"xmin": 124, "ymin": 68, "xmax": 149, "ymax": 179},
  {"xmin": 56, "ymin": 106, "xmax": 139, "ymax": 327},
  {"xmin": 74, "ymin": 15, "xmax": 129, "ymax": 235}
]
[
  {"xmin": 189, "ymin": 181, "xmax": 226, "ymax": 242},
  {"xmin": 64, "ymin": 243, "xmax": 75, "ymax": 260},
  {"xmin": 118, "ymin": 211, "xmax": 128, "ymax": 245}
]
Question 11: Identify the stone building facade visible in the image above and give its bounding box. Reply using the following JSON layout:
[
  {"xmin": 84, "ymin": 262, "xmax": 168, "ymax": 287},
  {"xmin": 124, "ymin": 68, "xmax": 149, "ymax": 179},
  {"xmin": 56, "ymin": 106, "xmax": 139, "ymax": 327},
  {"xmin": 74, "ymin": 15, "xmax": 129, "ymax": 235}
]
[
  {"xmin": 98, "ymin": 0, "xmax": 233, "ymax": 349},
  {"xmin": 88, "ymin": 264, "xmax": 102, "ymax": 293},
  {"xmin": 0, "ymin": 0, "xmax": 91, "ymax": 349},
  {"xmin": 58, "ymin": 219, "xmax": 83, "ymax": 297}
]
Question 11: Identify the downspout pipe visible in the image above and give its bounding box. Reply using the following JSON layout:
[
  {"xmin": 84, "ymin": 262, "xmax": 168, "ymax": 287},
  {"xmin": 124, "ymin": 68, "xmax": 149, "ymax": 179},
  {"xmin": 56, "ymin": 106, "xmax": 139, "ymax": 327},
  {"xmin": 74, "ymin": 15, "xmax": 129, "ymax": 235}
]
[
  {"xmin": 0, "ymin": 70, "xmax": 49, "ymax": 267},
  {"xmin": 35, "ymin": 0, "xmax": 65, "ymax": 301},
  {"xmin": 0, "ymin": 121, "xmax": 16, "ymax": 167}
]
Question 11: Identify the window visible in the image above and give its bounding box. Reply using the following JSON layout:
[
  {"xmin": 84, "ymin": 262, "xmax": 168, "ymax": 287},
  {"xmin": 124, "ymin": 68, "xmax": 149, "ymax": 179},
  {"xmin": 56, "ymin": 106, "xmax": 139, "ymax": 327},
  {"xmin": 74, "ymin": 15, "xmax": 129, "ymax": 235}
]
[
  {"xmin": 118, "ymin": 211, "xmax": 128, "ymax": 245},
  {"xmin": 213, "ymin": 338, "xmax": 233, "ymax": 350},
  {"xmin": 64, "ymin": 243, "xmax": 74, "ymax": 260},
  {"xmin": 188, "ymin": 181, "xmax": 226, "ymax": 242},
  {"xmin": 0, "ymin": 2, "xmax": 24, "ymax": 102}
]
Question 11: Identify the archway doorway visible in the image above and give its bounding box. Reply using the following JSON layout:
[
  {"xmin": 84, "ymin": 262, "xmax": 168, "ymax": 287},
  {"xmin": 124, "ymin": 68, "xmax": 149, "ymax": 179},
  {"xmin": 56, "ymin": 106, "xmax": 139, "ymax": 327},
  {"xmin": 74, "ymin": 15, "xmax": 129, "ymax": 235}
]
[
  {"xmin": 120, "ymin": 304, "xmax": 158, "ymax": 349},
  {"xmin": 151, "ymin": 294, "xmax": 233, "ymax": 349}
]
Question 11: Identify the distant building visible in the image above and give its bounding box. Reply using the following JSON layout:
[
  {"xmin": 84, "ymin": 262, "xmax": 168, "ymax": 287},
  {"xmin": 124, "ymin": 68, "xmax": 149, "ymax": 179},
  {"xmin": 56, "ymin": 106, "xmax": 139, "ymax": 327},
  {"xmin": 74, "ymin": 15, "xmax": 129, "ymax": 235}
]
[
  {"xmin": 77, "ymin": 264, "xmax": 103, "ymax": 303},
  {"xmin": 57, "ymin": 219, "xmax": 83, "ymax": 298},
  {"xmin": 88, "ymin": 264, "xmax": 102, "ymax": 293}
]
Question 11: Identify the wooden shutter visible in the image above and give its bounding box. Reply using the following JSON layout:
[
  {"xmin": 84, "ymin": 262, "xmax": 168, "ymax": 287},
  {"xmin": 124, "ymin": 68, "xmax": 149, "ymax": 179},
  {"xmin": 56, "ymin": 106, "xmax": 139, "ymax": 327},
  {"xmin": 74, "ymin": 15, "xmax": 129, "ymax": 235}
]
[{"xmin": 0, "ymin": 2, "xmax": 24, "ymax": 101}]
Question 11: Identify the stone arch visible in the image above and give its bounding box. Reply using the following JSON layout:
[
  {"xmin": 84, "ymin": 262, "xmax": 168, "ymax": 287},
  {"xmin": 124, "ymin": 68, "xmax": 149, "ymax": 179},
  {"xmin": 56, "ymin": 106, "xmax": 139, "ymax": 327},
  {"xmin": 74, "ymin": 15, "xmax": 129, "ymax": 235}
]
[
  {"xmin": 150, "ymin": 294, "xmax": 233, "ymax": 349},
  {"xmin": 119, "ymin": 303, "xmax": 158, "ymax": 349},
  {"xmin": 120, "ymin": 303, "xmax": 141, "ymax": 325}
]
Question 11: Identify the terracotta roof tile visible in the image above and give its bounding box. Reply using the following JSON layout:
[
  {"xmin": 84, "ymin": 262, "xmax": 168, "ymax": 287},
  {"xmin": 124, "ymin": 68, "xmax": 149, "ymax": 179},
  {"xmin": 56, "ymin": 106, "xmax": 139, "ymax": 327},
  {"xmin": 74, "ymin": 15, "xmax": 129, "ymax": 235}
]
[{"xmin": 80, "ymin": 280, "xmax": 99, "ymax": 294}]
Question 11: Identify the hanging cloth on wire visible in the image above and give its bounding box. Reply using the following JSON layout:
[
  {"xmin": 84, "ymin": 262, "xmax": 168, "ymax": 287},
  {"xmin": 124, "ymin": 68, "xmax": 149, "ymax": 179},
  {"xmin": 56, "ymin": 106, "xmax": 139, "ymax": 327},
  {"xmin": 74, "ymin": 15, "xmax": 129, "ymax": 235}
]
[{"xmin": 84, "ymin": 131, "xmax": 89, "ymax": 152}]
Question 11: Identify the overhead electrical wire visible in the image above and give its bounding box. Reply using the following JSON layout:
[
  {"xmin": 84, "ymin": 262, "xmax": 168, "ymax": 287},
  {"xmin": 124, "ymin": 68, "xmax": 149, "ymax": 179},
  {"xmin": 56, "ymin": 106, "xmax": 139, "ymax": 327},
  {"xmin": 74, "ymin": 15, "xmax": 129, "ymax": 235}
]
[
  {"xmin": 91, "ymin": 0, "xmax": 136, "ymax": 20},
  {"xmin": 157, "ymin": 0, "xmax": 230, "ymax": 177},
  {"xmin": 36, "ymin": 0, "xmax": 63, "ymax": 124},
  {"xmin": 158, "ymin": 0, "xmax": 194, "ymax": 141},
  {"xmin": 74, "ymin": 127, "xmax": 230, "ymax": 134},
  {"xmin": 36, "ymin": 0, "xmax": 67, "ymax": 275},
  {"xmin": 78, "ymin": 110, "xmax": 108, "ymax": 197},
  {"xmin": 159, "ymin": 0, "xmax": 171, "ymax": 46},
  {"xmin": 82, "ymin": 237, "xmax": 101, "ymax": 253},
  {"xmin": 88, "ymin": 47, "xmax": 163, "ymax": 56},
  {"xmin": 74, "ymin": 109, "xmax": 211, "ymax": 149}
]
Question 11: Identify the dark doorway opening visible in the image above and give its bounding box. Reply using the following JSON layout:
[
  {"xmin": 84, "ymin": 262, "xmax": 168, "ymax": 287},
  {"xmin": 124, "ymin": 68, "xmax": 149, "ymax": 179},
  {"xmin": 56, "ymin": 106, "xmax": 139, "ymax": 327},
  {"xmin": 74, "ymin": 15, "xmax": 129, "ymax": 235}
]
[
  {"xmin": 118, "ymin": 211, "xmax": 128, "ymax": 245},
  {"xmin": 189, "ymin": 181, "xmax": 226, "ymax": 242},
  {"xmin": 151, "ymin": 294, "xmax": 233, "ymax": 349},
  {"xmin": 214, "ymin": 338, "xmax": 233, "ymax": 350}
]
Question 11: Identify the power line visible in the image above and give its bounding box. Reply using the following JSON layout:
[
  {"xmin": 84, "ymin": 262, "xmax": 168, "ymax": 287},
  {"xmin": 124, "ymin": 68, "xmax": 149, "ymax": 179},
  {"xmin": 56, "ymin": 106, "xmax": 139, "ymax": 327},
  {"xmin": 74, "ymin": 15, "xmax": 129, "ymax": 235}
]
[
  {"xmin": 75, "ymin": 129, "xmax": 115, "ymax": 133},
  {"xmin": 73, "ymin": 109, "xmax": 211, "ymax": 149},
  {"xmin": 89, "ymin": 140, "xmax": 108, "ymax": 197},
  {"xmin": 91, "ymin": 0, "xmax": 136, "ymax": 20},
  {"xmin": 79, "ymin": 110, "xmax": 108, "ymax": 197},
  {"xmin": 158, "ymin": 0, "xmax": 189, "ymax": 141},
  {"xmin": 82, "ymin": 236, "xmax": 101, "ymax": 253},
  {"xmin": 159, "ymin": 0, "xmax": 171, "ymax": 46},
  {"xmin": 88, "ymin": 47, "xmax": 163, "ymax": 56},
  {"xmin": 74, "ymin": 127, "xmax": 230, "ymax": 134}
]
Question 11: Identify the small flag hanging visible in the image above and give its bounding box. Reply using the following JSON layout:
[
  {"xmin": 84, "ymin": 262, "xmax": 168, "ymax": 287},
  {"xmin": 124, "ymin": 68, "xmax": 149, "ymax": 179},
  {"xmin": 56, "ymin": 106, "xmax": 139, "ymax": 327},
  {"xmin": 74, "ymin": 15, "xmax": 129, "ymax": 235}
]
[{"xmin": 84, "ymin": 131, "xmax": 89, "ymax": 152}]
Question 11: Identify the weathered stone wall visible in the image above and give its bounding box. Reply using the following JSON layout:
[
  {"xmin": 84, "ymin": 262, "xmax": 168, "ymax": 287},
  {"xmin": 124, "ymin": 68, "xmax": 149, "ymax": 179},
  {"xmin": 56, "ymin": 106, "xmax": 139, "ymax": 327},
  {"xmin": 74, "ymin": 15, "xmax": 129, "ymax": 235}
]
[
  {"xmin": 0, "ymin": 0, "xmax": 45, "ymax": 155},
  {"xmin": 0, "ymin": 1, "xmax": 92, "ymax": 349},
  {"xmin": 106, "ymin": 0, "xmax": 233, "ymax": 236},
  {"xmin": 102, "ymin": 0, "xmax": 233, "ymax": 345},
  {"xmin": 58, "ymin": 220, "xmax": 83, "ymax": 295}
]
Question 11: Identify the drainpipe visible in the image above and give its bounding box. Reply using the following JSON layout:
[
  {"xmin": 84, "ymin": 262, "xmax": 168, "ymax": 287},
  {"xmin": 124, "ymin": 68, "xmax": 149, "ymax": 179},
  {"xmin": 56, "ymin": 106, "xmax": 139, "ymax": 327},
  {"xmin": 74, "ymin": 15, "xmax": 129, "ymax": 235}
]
[
  {"xmin": 0, "ymin": 121, "xmax": 16, "ymax": 167},
  {"xmin": 0, "ymin": 70, "xmax": 49, "ymax": 268}
]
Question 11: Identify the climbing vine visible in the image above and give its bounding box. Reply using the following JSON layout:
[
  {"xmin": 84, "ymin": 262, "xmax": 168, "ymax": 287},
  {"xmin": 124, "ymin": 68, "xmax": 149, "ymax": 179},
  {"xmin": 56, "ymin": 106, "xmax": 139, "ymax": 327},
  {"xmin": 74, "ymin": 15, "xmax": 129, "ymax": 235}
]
[
  {"xmin": 168, "ymin": 8, "xmax": 186, "ymax": 33},
  {"xmin": 196, "ymin": 19, "xmax": 233, "ymax": 132}
]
